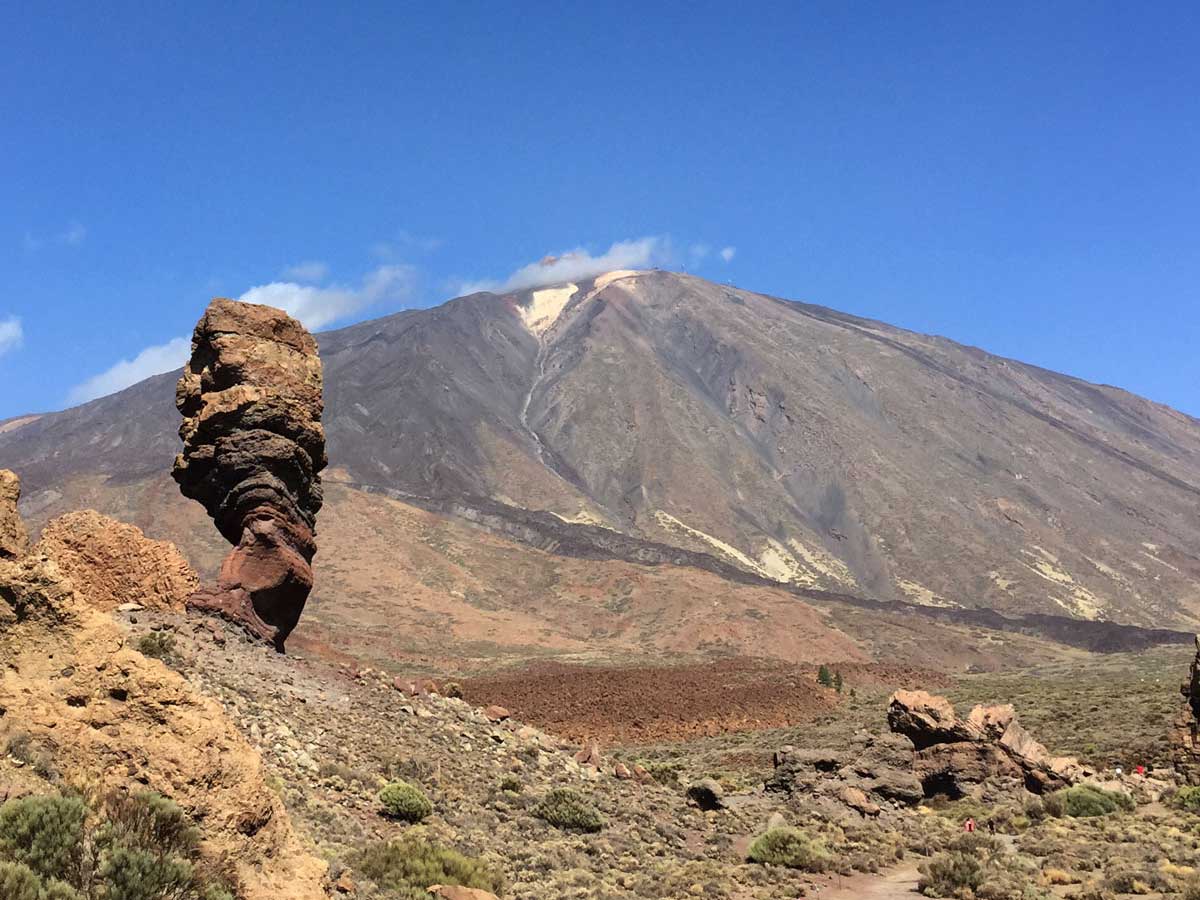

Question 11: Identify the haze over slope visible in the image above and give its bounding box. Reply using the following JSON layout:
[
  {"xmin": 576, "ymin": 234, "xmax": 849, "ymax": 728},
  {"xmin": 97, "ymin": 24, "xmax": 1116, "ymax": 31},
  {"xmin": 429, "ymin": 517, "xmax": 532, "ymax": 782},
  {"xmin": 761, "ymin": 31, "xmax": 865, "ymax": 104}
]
[{"xmin": 3, "ymin": 270, "xmax": 1199, "ymax": 629}]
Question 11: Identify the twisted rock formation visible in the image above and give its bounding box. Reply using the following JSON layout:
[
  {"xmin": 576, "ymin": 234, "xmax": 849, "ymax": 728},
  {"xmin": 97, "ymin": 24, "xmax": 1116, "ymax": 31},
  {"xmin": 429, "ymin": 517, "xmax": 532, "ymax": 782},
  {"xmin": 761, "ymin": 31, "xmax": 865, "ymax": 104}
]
[
  {"xmin": 1172, "ymin": 636, "xmax": 1200, "ymax": 782},
  {"xmin": 173, "ymin": 298, "xmax": 326, "ymax": 650},
  {"xmin": 888, "ymin": 689, "xmax": 1082, "ymax": 795},
  {"xmin": 0, "ymin": 469, "xmax": 29, "ymax": 559},
  {"xmin": 35, "ymin": 509, "xmax": 198, "ymax": 612}
]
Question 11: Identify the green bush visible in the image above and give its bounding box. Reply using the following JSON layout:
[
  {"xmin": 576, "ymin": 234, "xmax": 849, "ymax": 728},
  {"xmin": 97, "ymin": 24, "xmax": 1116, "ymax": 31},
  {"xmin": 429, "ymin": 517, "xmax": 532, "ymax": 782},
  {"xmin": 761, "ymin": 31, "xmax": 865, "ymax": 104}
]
[
  {"xmin": 1176, "ymin": 785, "xmax": 1200, "ymax": 811},
  {"xmin": 498, "ymin": 776, "xmax": 522, "ymax": 793},
  {"xmin": 919, "ymin": 851, "xmax": 984, "ymax": 896},
  {"xmin": 349, "ymin": 834, "xmax": 503, "ymax": 900},
  {"xmin": 746, "ymin": 827, "xmax": 829, "ymax": 871},
  {"xmin": 378, "ymin": 781, "xmax": 432, "ymax": 823},
  {"xmin": 0, "ymin": 861, "xmax": 44, "ymax": 900},
  {"xmin": 532, "ymin": 788, "xmax": 604, "ymax": 833},
  {"xmin": 1046, "ymin": 784, "xmax": 1133, "ymax": 818},
  {"xmin": 0, "ymin": 795, "xmax": 86, "ymax": 883},
  {"xmin": 0, "ymin": 789, "xmax": 234, "ymax": 900}
]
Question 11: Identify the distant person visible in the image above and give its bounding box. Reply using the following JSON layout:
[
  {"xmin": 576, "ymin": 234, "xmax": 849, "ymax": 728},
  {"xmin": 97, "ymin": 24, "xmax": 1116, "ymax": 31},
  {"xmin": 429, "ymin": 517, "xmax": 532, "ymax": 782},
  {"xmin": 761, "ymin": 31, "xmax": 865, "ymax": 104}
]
[
  {"xmin": 964, "ymin": 817, "xmax": 976, "ymax": 833},
  {"xmin": 1135, "ymin": 764, "xmax": 1146, "ymax": 776},
  {"xmin": 987, "ymin": 820, "xmax": 996, "ymax": 835},
  {"xmin": 1115, "ymin": 765, "xmax": 1123, "ymax": 778}
]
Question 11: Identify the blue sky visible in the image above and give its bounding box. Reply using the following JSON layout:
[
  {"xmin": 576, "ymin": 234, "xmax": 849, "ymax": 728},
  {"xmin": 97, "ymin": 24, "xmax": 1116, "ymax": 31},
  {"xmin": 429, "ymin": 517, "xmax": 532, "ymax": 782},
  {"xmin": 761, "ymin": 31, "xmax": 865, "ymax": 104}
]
[{"xmin": 2, "ymin": 1, "xmax": 1198, "ymax": 418}]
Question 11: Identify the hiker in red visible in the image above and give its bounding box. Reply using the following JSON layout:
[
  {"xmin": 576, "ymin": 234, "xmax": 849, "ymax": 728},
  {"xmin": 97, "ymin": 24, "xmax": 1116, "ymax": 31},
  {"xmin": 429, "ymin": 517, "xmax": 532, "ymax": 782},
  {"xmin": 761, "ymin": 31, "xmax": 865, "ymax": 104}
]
[{"xmin": 964, "ymin": 817, "xmax": 976, "ymax": 833}]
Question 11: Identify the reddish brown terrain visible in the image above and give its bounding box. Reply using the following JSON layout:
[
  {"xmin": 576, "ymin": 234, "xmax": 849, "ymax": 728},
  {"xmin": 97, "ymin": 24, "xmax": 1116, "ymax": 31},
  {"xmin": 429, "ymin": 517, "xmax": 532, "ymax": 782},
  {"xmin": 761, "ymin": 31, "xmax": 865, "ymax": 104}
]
[{"xmin": 461, "ymin": 659, "xmax": 953, "ymax": 744}]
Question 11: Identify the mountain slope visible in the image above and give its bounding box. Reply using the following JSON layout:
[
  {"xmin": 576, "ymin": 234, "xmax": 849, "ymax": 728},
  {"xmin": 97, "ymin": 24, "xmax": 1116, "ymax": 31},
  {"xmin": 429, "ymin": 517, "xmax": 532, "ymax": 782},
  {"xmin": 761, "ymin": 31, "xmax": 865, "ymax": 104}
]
[{"xmin": 3, "ymin": 270, "xmax": 1199, "ymax": 627}]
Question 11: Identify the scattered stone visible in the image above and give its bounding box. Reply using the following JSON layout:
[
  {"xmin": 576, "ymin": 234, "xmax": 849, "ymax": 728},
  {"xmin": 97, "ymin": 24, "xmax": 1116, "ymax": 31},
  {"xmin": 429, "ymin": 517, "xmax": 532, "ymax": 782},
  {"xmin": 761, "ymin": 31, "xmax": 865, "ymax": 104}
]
[
  {"xmin": 574, "ymin": 739, "xmax": 602, "ymax": 767},
  {"xmin": 428, "ymin": 887, "xmax": 499, "ymax": 900},
  {"xmin": 484, "ymin": 704, "xmax": 511, "ymax": 722},
  {"xmin": 173, "ymin": 298, "xmax": 327, "ymax": 651}
]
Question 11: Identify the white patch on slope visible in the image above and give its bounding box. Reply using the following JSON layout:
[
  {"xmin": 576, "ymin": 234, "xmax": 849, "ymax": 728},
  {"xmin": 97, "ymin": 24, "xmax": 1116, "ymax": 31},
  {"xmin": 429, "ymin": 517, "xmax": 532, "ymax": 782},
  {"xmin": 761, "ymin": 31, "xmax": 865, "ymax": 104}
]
[{"xmin": 518, "ymin": 284, "xmax": 578, "ymax": 335}]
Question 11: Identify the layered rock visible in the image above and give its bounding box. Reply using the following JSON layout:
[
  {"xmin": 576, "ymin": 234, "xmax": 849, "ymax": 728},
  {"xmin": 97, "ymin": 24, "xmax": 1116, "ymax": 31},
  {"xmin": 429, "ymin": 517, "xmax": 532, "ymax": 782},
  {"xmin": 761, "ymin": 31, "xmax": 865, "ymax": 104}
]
[
  {"xmin": 0, "ymin": 469, "xmax": 28, "ymax": 559},
  {"xmin": 0, "ymin": 485, "xmax": 329, "ymax": 898},
  {"xmin": 768, "ymin": 732, "xmax": 924, "ymax": 811},
  {"xmin": 35, "ymin": 509, "xmax": 198, "ymax": 611},
  {"xmin": 1172, "ymin": 636, "xmax": 1200, "ymax": 782},
  {"xmin": 173, "ymin": 298, "xmax": 327, "ymax": 650},
  {"xmin": 888, "ymin": 689, "xmax": 1081, "ymax": 795}
]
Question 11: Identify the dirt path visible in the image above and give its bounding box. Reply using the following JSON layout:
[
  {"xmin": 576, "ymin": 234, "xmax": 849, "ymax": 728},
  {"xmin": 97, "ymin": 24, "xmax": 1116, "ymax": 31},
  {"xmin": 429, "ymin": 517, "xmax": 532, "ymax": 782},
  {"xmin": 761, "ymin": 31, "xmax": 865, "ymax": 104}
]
[{"xmin": 813, "ymin": 863, "xmax": 922, "ymax": 899}]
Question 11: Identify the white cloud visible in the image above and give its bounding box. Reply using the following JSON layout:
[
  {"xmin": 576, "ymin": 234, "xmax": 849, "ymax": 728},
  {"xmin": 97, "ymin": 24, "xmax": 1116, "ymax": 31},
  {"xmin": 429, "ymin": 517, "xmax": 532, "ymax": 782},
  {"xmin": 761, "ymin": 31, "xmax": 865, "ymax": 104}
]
[
  {"xmin": 720, "ymin": 246, "xmax": 737, "ymax": 262},
  {"xmin": 689, "ymin": 243, "xmax": 711, "ymax": 263},
  {"xmin": 67, "ymin": 336, "xmax": 191, "ymax": 405},
  {"xmin": 61, "ymin": 221, "xmax": 87, "ymax": 246},
  {"xmin": 0, "ymin": 317, "xmax": 23, "ymax": 358},
  {"xmin": 280, "ymin": 260, "xmax": 330, "ymax": 282},
  {"xmin": 461, "ymin": 237, "xmax": 673, "ymax": 295},
  {"xmin": 69, "ymin": 265, "xmax": 416, "ymax": 405},
  {"xmin": 239, "ymin": 264, "xmax": 416, "ymax": 331},
  {"xmin": 372, "ymin": 230, "xmax": 443, "ymax": 260}
]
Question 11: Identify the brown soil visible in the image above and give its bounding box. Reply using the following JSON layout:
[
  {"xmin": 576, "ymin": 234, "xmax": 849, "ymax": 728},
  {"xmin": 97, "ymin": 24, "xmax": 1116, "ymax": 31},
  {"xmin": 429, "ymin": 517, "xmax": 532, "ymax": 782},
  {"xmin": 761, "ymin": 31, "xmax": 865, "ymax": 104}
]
[{"xmin": 460, "ymin": 658, "xmax": 946, "ymax": 744}]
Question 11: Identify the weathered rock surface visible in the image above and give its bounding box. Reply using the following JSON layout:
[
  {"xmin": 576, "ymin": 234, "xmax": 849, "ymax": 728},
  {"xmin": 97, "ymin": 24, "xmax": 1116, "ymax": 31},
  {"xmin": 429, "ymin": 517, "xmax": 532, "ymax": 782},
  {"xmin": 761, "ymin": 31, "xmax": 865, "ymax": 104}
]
[
  {"xmin": 769, "ymin": 733, "xmax": 924, "ymax": 810},
  {"xmin": 0, "ymin": 469, "xmax": 28, "ymax": 559},
  {"xmin": 35, "ymin": 509, "xmax": 198, "ymax": 611},
  {"xmin": 0, "ymin": 497, "xmax": 329, "ymax": 898},
  {"xmin": 888, "ymin": 690, "xmax": 1081, "ymax": 795},
  {"xmin": 173, "ymin": 298, "xmax": 327, "ymax": 650},
  {"xmin": 1172, "ymin": 635, "xmax": 1200, "ymax": 782}
]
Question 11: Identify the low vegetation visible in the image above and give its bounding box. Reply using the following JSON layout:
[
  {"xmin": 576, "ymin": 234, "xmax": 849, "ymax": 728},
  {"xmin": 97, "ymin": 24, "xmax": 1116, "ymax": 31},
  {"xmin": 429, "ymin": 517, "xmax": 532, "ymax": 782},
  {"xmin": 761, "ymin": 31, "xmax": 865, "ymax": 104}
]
[
  {"xmin": 377, "ymin": 781, "xmax": 432, "ymax": 823},
  {"xmin": 532, "ymin": 788, "xmax": 604, "ymax": 833},
  {"xmin": 348, "ymin": 833, "xmax": 503, "ymax": 900},
  {"xmin": 0, "ymin": 789, "xmax": 234, "ymax": 900},
  {"xmin": 1044, "ymin": 784, "xmax": 1133, "ymax": 818},
  {"xmin": 746, "ymin": 827, "xmax": 829, "ymax": 871}
]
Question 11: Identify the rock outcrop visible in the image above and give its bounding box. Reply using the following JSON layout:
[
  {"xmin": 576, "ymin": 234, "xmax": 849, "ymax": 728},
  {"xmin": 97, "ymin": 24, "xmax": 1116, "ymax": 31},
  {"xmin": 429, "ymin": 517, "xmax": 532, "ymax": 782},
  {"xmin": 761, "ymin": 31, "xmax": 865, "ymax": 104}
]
[
  {"xmin": 0, "ymin": 469, "xmax": 28, "ymax": 559},
  {"xmin": 768, "ymin": 732, "xmax": 924, "ymax": 811},
  {"xmin": 173, "ymin": 298, "xmax": 327, "ymax": 650},
  {"xmin": 0, "ymin": 484, "xmax": 329, "ymax": 898},
  {"xmin": 888, "ymin": 689, "xmax": 1081, "ymax": 795},
  {"xmin": 1172, "ymin": 636, "xmax": 1200, "ymax": 782},
  {"xmin": 35, "ymin": 509, "xmax": 198, "ymax": 612}
]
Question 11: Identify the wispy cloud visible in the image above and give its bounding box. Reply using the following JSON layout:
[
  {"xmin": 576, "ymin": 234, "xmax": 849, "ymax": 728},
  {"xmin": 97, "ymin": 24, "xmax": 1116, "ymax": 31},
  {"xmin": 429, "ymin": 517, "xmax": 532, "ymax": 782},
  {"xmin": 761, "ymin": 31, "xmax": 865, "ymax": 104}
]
[
  {"xmin": 280, "ymin": 260, "xmax": 330, "ymax": 282},
  {"xmin": 0, "ymin": 317, "xmax": 23, "ymax": 358},
  {"xmin": 240, "ymin": 264, "xmax": 416, "ymax": 331},
  {"xmin": 458, "ymin": 236, "xmax": 674, "ymax": 295},
  {"xmin": 67, "ymin": 336, "xmax": 191, "ymax": 405},
  {"xmin": 68, "ymin": 264, "xmax": 417, "ymax": 405},
  {"xmin": 720, "ymin": 246, "xmax": 737, "ymax": 262},
  {"xmin": 23, "ymin": 221, "xmax": 87, "ymax": 252},
  {"xmin": 372, "ymin": 230, "xmax": 443, "ymax": 260}
]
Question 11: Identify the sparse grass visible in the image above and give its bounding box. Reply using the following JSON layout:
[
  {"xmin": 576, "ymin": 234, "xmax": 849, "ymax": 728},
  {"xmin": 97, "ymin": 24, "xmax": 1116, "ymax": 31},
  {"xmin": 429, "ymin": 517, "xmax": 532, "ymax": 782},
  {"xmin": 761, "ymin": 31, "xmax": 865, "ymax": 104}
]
[{"xmin": 136, "ymin": 632, "xmax": 180, "ymax": 666}]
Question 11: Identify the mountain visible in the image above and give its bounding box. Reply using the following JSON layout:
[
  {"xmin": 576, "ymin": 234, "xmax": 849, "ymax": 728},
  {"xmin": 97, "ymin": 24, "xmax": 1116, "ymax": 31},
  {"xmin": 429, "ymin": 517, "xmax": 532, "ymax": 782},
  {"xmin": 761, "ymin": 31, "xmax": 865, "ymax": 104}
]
[{"xmin": 3, "ymin": 269, "xmax": 1200, "ymax": 635}]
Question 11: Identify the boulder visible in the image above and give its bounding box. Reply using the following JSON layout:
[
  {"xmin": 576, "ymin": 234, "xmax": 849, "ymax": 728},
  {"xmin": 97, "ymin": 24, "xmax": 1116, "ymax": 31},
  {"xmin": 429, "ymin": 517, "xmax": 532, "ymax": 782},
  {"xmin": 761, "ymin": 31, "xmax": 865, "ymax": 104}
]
[
  {"xmin": 0, "ymin": 469, "xmax": 29, "ymax": 560},
  {"xmin": 172, "ymin": 298, "xmax": 327, "ymax": 651},
  {"xmin": 35, "ymin": 510, "xmax": 198, "ymax": 612},
  {"xmin": 887, "ymin": 689, "xmax": 981, "ymax": 749},
  {"xmin": 484, "ymin": 705, "xmax": 511, "ymax": 722},
  {"xmin": 686, "ymin": 777, "xmax": 725, "ymax": 811},
  {"xmin": 1174, "ymin": 636, "xmax": 1200, "ymax": 783}
]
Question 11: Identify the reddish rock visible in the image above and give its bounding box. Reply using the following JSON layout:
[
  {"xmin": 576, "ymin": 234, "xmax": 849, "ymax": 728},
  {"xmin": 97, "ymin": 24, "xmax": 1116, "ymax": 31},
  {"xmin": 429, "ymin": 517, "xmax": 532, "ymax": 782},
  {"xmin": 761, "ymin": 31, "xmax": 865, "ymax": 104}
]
[
  {"xmin": 613, "ymin": 762, "xmax": 632, "ymax": 779},
  {"xmin": 0, "ymin": 470, "xmax": 29, "ymax": 560},
  {"xmin": 841, "ymin": 785, "xmax": 881, "ymax": 816},
  {"xmin": 172, "ymin": 298, "xmax": 326, "ymax": 651},
  {"xmin": 574, "ymin": 739, "xmax": 602, "ymax": 767},
  {"xmin": 484, "ymin": 705, "xmax": 511, "ymax": 722},
  {"xmin": 632, "ymin": 763, "xmax": 652, "ymax": 783}
]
